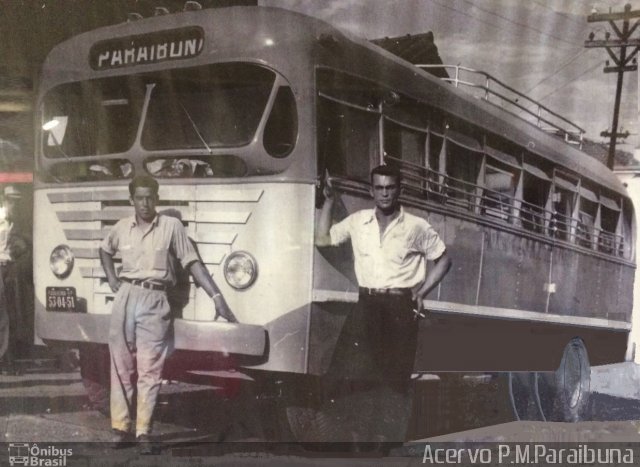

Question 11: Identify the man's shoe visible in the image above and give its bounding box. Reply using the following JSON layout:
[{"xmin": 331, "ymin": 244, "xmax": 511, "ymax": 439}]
[
  {"xmin": 111, "ymin": 429, "xmax": 133, "ymax": 449},
  {"xmin": 136, "ymin": 434, "xmax": 158, "ymax": 455}
]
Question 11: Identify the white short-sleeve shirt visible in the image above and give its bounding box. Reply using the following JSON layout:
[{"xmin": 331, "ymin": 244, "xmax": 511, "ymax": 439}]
[
  {"xmin": 329, "ymin": 207, "xmax": 446, "ymax": 289},
  {"xmin": 101, "ymin": 214, "xmax": 199, "ymax": 287}
]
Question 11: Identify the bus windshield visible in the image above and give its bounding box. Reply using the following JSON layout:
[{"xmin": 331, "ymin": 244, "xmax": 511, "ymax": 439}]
[
  {"xmin": 142, "ymin": 63, "xmax": 275, "ymax": 150},
  {"xmin": 42, "ymin": 63, "xmax": 277, "ymax": 157}
]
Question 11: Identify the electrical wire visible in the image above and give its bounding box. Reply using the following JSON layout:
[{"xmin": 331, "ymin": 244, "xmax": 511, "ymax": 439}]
[
  {"xmin": 525, "ymin": 49, "xmax": 589, "ymax": 94},
  {"xmin": 537, "ymin": 60, "xmax": 603, "ymax": 101},
  {"xmin": 460, "ymin": 0, "xmax": 582, "ymax": 47},
  {"xmin": 430, "ymin": 0, "xmax": 507, "ymax": 33},
  {"xmin": 531, "ymin": 0, "xmax": 586, "ymax": 27}
]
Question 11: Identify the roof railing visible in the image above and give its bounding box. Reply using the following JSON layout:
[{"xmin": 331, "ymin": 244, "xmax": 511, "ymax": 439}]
[{"xmin": 417, "ymin": 64, "xmax": 585, "ymax": 150}]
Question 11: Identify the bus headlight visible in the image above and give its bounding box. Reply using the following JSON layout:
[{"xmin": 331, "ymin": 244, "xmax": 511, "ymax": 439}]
[
  {"xmin": 223, "ymin": 251, "xmax": 258, "ymax": 289},
  {"xmin": 50, "ymin": 245, "xmax": 74, "ymax": 279}
]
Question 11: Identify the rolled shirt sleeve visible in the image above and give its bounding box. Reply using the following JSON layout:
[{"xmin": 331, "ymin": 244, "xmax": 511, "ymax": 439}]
[
  {"xmin": 169, "ymin": 218, "xmax": 200, "ymax": 269},
  {"xmin": 329, "ymin": 215, "xmax": 353, "ymax": 246},
  {"xmin": 420, "ymin": 223, "xmax": 446, "ymax": 260},
  {"xmin": 100, "ymin": 223, "xmax": 119, "ymax": 256}
]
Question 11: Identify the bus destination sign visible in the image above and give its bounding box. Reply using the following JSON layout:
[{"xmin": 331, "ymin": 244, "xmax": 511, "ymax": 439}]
[{"xmin": 89, "ymin": 26, "xmax": 204, "ymax": 70}]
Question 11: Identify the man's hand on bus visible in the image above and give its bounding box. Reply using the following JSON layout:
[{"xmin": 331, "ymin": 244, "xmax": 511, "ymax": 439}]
[
  {"xmin": 213, "ymin": 295, "xmax": 238, "ymax": 323},
  {"xmin": 322, "ymin": 169, "xmax": 335, "ymax": 201}
]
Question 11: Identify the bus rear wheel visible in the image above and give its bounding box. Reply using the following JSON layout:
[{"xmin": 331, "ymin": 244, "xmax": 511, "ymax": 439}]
[
  {"xmin": 538, "ymin": 337, "xmax": 591, "ymax": 422},
  {"xmin": 509, "ymin": 338, "xmax": 591, "ymax": 423}
]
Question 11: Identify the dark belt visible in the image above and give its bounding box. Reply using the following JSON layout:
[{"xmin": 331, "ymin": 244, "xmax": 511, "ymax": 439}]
[
  {"xmin": 359, "ymin": 287, "xmax": 412, "ymax": 297},
  {"xmin": 121, "ymin": 278, "xmax": 167, "ymax": 291}
]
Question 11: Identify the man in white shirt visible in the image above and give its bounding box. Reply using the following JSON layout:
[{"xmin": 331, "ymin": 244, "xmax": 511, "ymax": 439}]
[
  {"xmin": 315, "ymin": 164, "xmax": 451, "ymax": 438},
  {"xmin": 100, "ymin": 176, "xmax": 236, "ymax": 452}
]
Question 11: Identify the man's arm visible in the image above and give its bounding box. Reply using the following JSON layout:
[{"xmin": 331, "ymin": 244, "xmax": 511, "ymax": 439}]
[
  {"xmin": 99, "ymin": 248, "xmax": 121, "ymax": 293},
  {"xmin": 315, "ymin": 174, "xmax": 335, "ymax": 247},
  {"xmin": 412, "ymin": 252, "xmax": 452, "ymax": 313},
  {"xmin": 189, "ymin": 261, "xmax": 238, "ymax": 323}
]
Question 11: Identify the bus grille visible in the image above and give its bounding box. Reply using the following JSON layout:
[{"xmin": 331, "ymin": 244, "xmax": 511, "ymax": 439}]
[{"xmin": 48, "ymin": 186, "xmax": 264, "ymax": 280}]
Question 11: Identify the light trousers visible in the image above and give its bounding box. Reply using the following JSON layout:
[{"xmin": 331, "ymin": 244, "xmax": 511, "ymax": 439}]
[{"xmin": 108, "ymin": 283, "xmax": 171, "ymax": 436}]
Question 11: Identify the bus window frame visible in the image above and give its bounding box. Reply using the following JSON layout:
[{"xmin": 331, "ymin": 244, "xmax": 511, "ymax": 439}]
[
  {"xmin": 442, "ymin": 123, "xmax": 484, "ymax": 213},
  {"xmin": 316, "ymin": 68, "xmax": 385, "ymax": 184},
  {"xmin": 519, "ymin": 162, "xmax": 552, "ymax": 235},
  {"xmin": 315, "ymin": 68, "xmax": 631, "ymax": 261},
  {"xmin": 552, "ymin": 170, "xmax": 579, "ymax": 243}
]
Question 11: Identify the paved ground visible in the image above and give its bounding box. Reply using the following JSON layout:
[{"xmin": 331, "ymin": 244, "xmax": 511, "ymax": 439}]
[{"xmin": 2, "ymin": 352, "xmax": 640, "ymax": 465}]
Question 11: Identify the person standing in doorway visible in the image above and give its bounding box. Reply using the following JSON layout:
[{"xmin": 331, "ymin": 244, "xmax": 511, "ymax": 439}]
[{"xmin": 100, "ymin": 175, "xmax": 237, "ymax": 452}]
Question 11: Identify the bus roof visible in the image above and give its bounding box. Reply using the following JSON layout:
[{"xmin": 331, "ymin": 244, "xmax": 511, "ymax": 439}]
[
  {"xmin": 325, "ymin": 28, "xmax": 629, "ymax": 198},
  {"xmin": 39, "ymin": 5, "xmax": 628, "ymax": 197}
]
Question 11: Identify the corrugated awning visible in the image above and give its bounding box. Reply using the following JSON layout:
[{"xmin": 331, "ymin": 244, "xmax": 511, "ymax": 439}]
[
  {"xmin": 601, "ymin": 195, "xmax": 620, "ymax": 211},
  {"xmin": 554, "ymin": 176, "xmax": 578, "ymax": 192},
  {"xmin": 523, "ymin": 163, "xmax": 550, "ymax": 180},
  {"xmin": 446, "ymin": 130, "xmax": 482, "ymax": 152},
  {"xmin": 579, "ymin": 186, "xmax": 598, "ymax": 203},
  {"xmin": 485, "ymin": 145, "xmax": 520, "ymax": 168}
]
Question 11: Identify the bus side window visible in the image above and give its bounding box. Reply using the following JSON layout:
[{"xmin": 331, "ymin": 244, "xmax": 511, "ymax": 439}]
[
  {"xmin": 599, "ymin": 195, "xmax": 621, "ymax": 255},
  {"xmin": 443, "ymin": 127, "xmax": 483, "ymax": 211},
  {"xmin": 383, "ymin": 119, "xmax": 426, "ymax": 195},
  {"xmin": 520, "ymin": 166, "xmax": 551, "ymax": 234},
  {"xmin": 482, "ymin": 160, "xmax": 518, "ymax": 221},
  {"xmin": 317, "ymin": 68, "xmax": 384, "ymax": 182},
  {"xmin": 552, "ymin": 174, "xmax": 578, "ymax": 241},
  {"xmin": 317, "ymin": 99, "xmax": 379, "ymax": 182},
  {"xmin": 621, "ymin": 200, "xmax": 634, "ymax": 260},
  {"xmin": 427, "ymin": 116, "xmax": 445, "ymax": 199},
  {"xmin": 576, "ymin": 185, "xmax": 599, "ymax": 249},
  {"xmin": 264, "ymin": 86, "xmax": 298, "ymax": 158}
]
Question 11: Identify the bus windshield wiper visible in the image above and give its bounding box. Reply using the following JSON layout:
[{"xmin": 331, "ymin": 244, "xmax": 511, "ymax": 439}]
[{"xmin": 179, "ymin": 102, "xmax": 213, "ymax": 154}]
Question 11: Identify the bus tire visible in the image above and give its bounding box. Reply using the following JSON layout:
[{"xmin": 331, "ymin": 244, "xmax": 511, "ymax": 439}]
[{"xmin": 550, "ymin": 337, "xmax": 591, "ymax": 422}]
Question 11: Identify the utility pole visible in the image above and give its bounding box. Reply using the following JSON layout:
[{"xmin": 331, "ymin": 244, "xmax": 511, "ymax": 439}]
[{"xmin": 585, "ymin": 3, "xmax": 640, "ymax": 169}]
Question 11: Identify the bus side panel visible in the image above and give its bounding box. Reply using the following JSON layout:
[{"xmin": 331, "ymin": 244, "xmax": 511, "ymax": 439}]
[
  {"xmin": 414, "ymin": 314, "xmax": 628, "ymax": 371},
  {"xmin": 478, "ymin": 229, "xmax": 521, "ymax": 309},
  {"xmin": 548, "ymin": 247, "xmax": 580, "ymax": 317},
  {"xmin": 515, "ymin": 236, "xmax": 551, "ymax": 312},
  {"xmin": 576, "ymin": 254, "xmax": 604, "ymax": 318},
  {"xmin": 600, "ymin": 259, "xmax": 624, "ymax": 320},
  {"xmin": 438, "ymin": 216, "xmax": 482, "ymax": 305},
  {"xmin": 613, "ymin": 265, "xmax": 634, "ymax": 322}
]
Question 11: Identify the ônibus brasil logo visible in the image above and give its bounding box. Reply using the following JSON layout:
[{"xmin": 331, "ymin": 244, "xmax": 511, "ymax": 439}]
[{"xmin": 8, "ymin": 443, "xmax": 72, "ymax": 466}]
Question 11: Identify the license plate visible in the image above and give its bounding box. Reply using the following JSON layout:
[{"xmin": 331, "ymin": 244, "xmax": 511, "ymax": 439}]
[{"xmin": 46, "ymin": 287, "xmax": 77, "ymax": 312}]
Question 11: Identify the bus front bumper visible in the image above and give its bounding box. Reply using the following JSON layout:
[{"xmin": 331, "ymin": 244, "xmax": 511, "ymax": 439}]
[{"xmin": 35, "ymin": 311, "xmax": 267, "ymax": 357}]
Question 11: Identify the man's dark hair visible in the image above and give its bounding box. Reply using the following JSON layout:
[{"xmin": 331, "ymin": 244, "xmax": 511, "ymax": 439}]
[
  {"xmin": 370, "ymin": 164, "xmax": 402, "ymax": 186},
  {"xmin": 129, "ymin": 175, "xmax": 159, "ymax": 197}
]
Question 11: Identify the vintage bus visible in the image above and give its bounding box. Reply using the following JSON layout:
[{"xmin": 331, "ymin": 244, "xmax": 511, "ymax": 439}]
[{"xmin": 33, "ymin": 4, "xmax": 634, "ymax": 441}]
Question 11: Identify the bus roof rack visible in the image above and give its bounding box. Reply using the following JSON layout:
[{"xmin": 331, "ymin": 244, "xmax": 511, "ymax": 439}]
[{"xmin": 418, "ymin": 64, "xmax": 585, "ymax": 149}]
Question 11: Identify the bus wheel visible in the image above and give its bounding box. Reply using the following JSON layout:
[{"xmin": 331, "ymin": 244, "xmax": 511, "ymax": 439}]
[
  {"xmin": 551, "ymin": 337, "xmax": 591, "ymax": 422},
  {"xmin": 78, "ymin": 343, "xmax": 110, "ymax": 416}
]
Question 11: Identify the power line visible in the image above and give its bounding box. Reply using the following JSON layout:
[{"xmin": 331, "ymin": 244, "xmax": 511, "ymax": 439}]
[
  {"xmin": 524, "ymin": 49, "xmax": 589, "ymax": 94},
  {"xmin": 460, "ymin": 0, "xmax": 582, "ymax": 47},
  {"xmin": 429, "ymin": 0, "xmax": 506, "ymax": 33},
  {"xmin": 537, "ymin": 60, "xmax": 603, "ymax": 102},
  {"xmin": 531, "ymin": 0, "xmax": 585, "ymax": 27}
]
